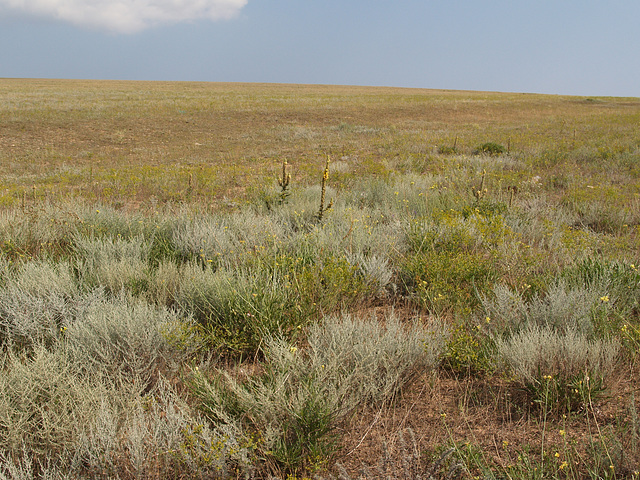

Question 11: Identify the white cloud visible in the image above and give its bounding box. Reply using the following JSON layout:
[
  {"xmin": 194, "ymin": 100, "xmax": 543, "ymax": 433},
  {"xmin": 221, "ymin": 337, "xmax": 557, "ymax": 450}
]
[{"xmin": 0, "ymin": 0, "xmax": 248, "ymax": 33}]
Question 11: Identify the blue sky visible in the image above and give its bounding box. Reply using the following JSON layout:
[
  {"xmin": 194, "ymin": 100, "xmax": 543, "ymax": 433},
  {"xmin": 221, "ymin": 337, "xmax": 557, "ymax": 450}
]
[{"xmin": 1, "ymin": 1, "xmax": 639, "ymax": 97}]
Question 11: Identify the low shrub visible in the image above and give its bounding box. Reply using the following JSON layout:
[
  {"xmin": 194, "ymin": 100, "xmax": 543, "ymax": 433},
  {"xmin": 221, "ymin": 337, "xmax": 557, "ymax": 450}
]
[
  {"xmin": 495, "ymin": 324, "xmax": 619, "ymax": 413},
  {"xmin": 189, "ymin": 312, "xmax": 447, "ymax": 476}
]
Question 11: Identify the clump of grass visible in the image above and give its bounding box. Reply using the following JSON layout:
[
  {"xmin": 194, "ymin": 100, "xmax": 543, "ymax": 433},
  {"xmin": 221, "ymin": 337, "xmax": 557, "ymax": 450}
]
[
  {"xmin": 475, "ymin": 142, "xmax": 506, "ymax": 156},
  {"xmin": 175, "ymin": 263, "xmax": 305, "ymax": 355}
]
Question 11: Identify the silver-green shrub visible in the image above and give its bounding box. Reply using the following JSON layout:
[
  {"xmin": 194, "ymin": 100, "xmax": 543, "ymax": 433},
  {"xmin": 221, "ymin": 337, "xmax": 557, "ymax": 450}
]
[
  {"xmin": 482, "ymin": 281, "xmax": 605, "ymax": 335},
  {"xmin": 73, "ymin": 378, "xmax": 250, "ymax": 479},
  {"xmin": 0, "ymin": 347, "xmax": 110, "ymax": 466},
  {"xmin": 0, "ymin": 261, "xmax": 78, "ymax": 351},
  {"xmin": 306, "ymin": 312, "xmax": 447, "ymax": 410},
  {"xmin": 191, "ymin": 312, "xmax": 447, "ymax": 473},
  {"xmin": 172, "ymin": 210, "xmax": 287, "ymax": 266},
  {"xmin": 74, "ymin": 234, "xmax": 150, "ymax": 294},
  {"xmin": 64, "ymin": 290, "xmax": 183, "ymax": 384},
  {"xmin": 495, "ymin": 324, "xmax": 619, "ymax": 386},
  {"xmin": 484, "ymin": 281, "xmax": 620, "ymax": 411}
]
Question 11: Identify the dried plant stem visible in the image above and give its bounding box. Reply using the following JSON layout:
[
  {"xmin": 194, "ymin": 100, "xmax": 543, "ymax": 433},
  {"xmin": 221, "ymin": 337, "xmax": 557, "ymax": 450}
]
[{"xmin": 317, "ymin": 155, "xmax": 334, "ymax": 221}]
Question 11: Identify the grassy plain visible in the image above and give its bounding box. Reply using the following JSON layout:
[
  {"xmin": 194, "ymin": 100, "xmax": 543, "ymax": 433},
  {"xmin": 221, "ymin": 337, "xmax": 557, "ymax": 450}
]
[{"xmin": 1, "ymin": 78, "xmax": 640, "ymax": 479}]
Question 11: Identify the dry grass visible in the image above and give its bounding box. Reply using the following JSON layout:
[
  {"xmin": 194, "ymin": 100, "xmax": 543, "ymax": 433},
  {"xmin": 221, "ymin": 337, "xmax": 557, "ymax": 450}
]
[
  {"xmin": 2, "ymin": 79, "xmax": 639, "ymax": 209},
  {"xmin": 1, "ymin": 79, "xmax": 640, "ymax": 479}
]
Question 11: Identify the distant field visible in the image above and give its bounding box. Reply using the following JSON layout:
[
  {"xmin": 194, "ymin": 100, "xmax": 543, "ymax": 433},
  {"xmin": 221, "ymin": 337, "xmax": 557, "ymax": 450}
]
[
  {"xmin": 1, "ymin": 79, "xmax": 640, "ymax": 479},
  {"xmin": 2, "ymin": 78, "xmax": 639, "ymax": 209}
]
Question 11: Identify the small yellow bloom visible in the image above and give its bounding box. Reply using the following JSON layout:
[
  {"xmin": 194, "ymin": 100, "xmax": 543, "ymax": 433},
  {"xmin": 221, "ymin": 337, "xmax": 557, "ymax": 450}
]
[
  {"xmin": 559, "ymin": 461, "xmax": 568, "ymax": 470},
  {"xmin": 289, "ymin": 346, "xmax": 298, "ymax": 354},
  {"xmin": 555, "ymin": 452, "xmax": 560, "ymax": 458},
  {"xmin": 559, "ymin": 429, "xmax": 566, "ymax": 436},
  {"xmin": 600, "ymin": 295, "xmax": 609, "ymax": 303}
]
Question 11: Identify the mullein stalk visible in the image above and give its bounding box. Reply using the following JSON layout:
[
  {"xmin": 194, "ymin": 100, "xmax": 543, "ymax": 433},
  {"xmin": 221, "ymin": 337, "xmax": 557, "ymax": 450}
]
[{"xmin": 317, "ymin": 156, "xmax": 334, "ymax": 222}]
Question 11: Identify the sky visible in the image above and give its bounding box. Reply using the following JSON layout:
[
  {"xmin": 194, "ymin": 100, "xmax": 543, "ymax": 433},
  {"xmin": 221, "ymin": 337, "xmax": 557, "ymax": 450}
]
[{"xmin": 1, "ymin": 1, "xmax": 639, "ymax": 97}]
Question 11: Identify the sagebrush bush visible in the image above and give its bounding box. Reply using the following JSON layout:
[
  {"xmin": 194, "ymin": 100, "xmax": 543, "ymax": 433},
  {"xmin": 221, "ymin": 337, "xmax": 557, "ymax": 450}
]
[
  {"xmin": 64, "ymin": 290, "xmax": 184, "ymax": 385},
  {"xmin": 481, "ymin": 281, "xmax": 606, "ymax": 336},
  {"xmin": 74, "ymin": 234, "xmax": 150, "ymax": 295},
  {"xmin": 190, "ymin": 312, "xmax": 447, "ymax": 475},
  {"xmin": 346, "ymin": 253, "xmax": 394, "ymax": 298},
  {"xmin": 172, "ymin": 210, "xmax": 287, "ymax": 267},
  {"xmin": 495, "ymin": 324, "xmax": 619, "ymax": 412},
  {"xmin": 73, "ymin": 378, "xmax": 250, "ymax": 479},
  {"xmin": 0, "ymin": 346, "xmax": 111, "ymax": 467},
  {"xmin": 483, "ymin": 279, "xmax": 621, "ymax": 412},
  {"xmin": 0, "ymin": 261, "xmax": 78, "ymax": 352},
  {"xmin": 0, "ymin": 203, "xmax": 79, "ymax": 260}
]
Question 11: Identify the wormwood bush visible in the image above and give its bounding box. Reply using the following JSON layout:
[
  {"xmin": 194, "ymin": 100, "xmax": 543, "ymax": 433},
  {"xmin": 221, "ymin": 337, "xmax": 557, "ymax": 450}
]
[
  {"xmin": 483, "ymin": 281, "xmax": 620, "ymax": 412},
  {"xmin": 0, "ymin": 346, "xmax": 110, "ymax": 468},
  {"xmin": 407, "ymin": 215, "xmax": 481, "ymax": 255},
  {"xmin": 74, "ymin": 234, "xmax": 151, "ymax": 295},
  {"xmin": 481, "ymin": 281, "xmax": 607, "ymax": 336},
  {"xmin": 172, "ymin": 210, "xmax": 287, "ymax": 267},
  {"xmin": 306, "ymin": 207, "xmax": 405, "ymax": 259},
  {"xmin": 190, "ymin": 312, "xmax": 447, "ymax": 476},
  {"xmin": 76, "ymin": 204, "xmax": 147, "ymax": 240},
  {"xmin": 0, "ymin": 203, "xmax": 79, "ymax": 260},
  {"xmin": 64, "ymin": 290, "xmax": 184, "ymax": 385},
  {"xmin": 0, "ymin": 260, "xmax": 77, "ymax": 352},
  {"xmin": 495, "ymin": 324, "xmax": 619, "ymax": 412},
  {"xmin": 306, "ymin": 313, "xmax": 447, "ymax": 406},
  {"xmin": 73, "ymin": 378, "xmax": 250, "ymax": 479},
  {"xmin": 346, "ymin": 253, "xmax": 394, "ymax": 298},
  {"xmin": 146, "ymin": 259, "xmax": 182, "ymax": 307}
]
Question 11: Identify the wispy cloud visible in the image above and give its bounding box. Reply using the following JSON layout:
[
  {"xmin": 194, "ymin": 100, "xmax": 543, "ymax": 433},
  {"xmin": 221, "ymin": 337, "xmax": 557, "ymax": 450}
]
[{"xmin": 0, "ymin": 0, "xmax": 248, "ymax": 33}]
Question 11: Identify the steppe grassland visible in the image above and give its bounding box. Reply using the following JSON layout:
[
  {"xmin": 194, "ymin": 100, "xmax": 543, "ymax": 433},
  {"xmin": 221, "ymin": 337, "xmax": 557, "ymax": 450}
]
[{"xmin": 0, "ymin": 78, "xmax": 640, "ymax": 479}]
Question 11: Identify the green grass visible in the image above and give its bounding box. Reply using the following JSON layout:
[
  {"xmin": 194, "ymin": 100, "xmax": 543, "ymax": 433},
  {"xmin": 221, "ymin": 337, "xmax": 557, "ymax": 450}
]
[{"xmin": 0, "ymin": 79, "xmax": 639, "ymax": 479}]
